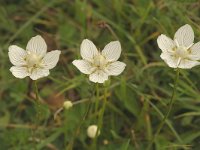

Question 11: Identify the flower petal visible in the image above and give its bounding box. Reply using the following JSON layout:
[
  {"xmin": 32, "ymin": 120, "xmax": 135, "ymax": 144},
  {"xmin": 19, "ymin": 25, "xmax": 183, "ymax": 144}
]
[
  {"xmin": 72, "ymin": 60, "xmax": 94, "ymax": 74},
  {"xmin": 178, "ymin": 59, "xmax": 200, "ymax": 69},
  {"xmin": 80, "ymin": 39, "xmax": 98, "ymax": 61},
  {"xmin": 26, "ymin": 35, "xmax": 47, "ymax": 57},
  {"xmin": 30, "ymin": 68, "xmax": 49, "ymax": 80},
  {"xmin": 174, "ymin": 24, "xmax": 194, "ymax": 47},
  {"xmin": 188, "ymin": 42, "xmax": 200, "ymax": 60},
  {"xmin": 42, "ymin": 50, "xmax": 61, "ymax": 69},
  {"xmin": 102, "ymin": 41, "xmax": 121, "ymax": 61},
  {"xmin": 89, "ymin": 70, "xmax": 108, "ymax": 83},
  {"xmin": 8, "ymin": 45, "xmax": 26, "ymax": 66},
  {"xmin": 10, "ymin": 66, "xmax": 30, "ymax": 79},
  {"xmin": 105, "ymin": 61, "xmax": 126, "ymax": 76},
  {"xmin": 160, "ymin": 52, "xmax": 179, "ymax": 68},
  {"xmin": 157, "ymin": 34, "xmax": 175, "ymax": 52}
]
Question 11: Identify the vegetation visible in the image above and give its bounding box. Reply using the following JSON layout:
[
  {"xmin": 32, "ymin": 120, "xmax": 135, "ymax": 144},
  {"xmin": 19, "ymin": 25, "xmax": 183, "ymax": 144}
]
[{"xmin": 0, "ymin": 0, "xmax": 200, "ymax": 149}]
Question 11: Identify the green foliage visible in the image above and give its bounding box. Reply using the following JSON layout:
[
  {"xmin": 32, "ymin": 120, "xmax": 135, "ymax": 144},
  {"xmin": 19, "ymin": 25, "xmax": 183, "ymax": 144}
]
[{"xmin": 0, "ymin": 0, "xmax": 200, "ymax": 149}]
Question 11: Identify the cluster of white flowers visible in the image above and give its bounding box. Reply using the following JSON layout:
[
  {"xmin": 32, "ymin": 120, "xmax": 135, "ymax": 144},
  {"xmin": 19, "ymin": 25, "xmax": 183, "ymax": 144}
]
[
  {"xmin": 8, "ymin": 25, "xmax": 200, "ymax": 82},
  {"xmin": 9, "ymin": 36, "xmax": 126, "ymax": 83},
  {"xmin": 8, "ymin": 24, "xmax": 200, "ymax": 139}
]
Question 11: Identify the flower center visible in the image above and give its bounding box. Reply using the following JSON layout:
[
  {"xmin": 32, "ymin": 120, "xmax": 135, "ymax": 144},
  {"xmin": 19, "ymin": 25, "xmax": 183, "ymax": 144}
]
[
  {"xmin": 93, "ymin": 54, "xmax": 107, "ymax": 69},
  {"xmin": 25, "ymin": 51, "xmax": 42, "ymax": 68},
  {"xmin": 174, "ymin": 46, "xmax": 189, "ymax": 59}
]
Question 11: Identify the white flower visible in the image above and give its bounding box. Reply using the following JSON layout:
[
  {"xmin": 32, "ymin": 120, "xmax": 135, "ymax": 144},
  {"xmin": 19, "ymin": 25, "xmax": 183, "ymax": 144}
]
[
  {"xmin": 157, "ymin": 24, "xmax": 200, "ymax": 69},
  {"xmin": 72, "ymin": 39, "xmax": 126, "ymax": 83},
  {"xmin": 63, "ymin": 101, "xmax": 73, "ymax": 109},
  {"xmin": 8, "ymin": 35, "xmax": 61, "ymax": 80},
  {"xmin": 87, "ymin": 125, "xmax": 100, "ymax": 138}
]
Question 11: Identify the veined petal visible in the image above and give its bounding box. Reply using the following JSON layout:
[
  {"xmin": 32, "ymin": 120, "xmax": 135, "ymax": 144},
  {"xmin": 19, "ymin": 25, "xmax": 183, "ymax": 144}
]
[
  {"xmin": 105, "ymin": 61, "xmax": 126, "ymax": 76},
  {"xmin": 174, "ymin": 24, "xmax": 194, "ymax": 47},
  {"xmin": 80, "ymin": 39, "xmax": 98, "ymax": 61},
  {"xmin": 72, "ymin": 60, "xmax": 94, "ymax": 74},
  {"xmin": 10, "ymin": 66, "xmax": 30, "ymax": 79},
  {"xmin": 42, "ymin": 50, "xmax": 61, "ymax": 69},
  {"xmin": 178, "ymin": 59, "xmax": 200, "ymax": 69},
  {"xmin": 26, "ymin": 35, "xmax": 47, "ymax": 57},
  {"xmin": 160, "ymin": 52, "xmax": 179, "ymax": 68},
  {"xmin": 89, "ymin": 70, "xmax": 108, "ymax": 83},
  {"xmin": 188, "ymin": 42, "xmax": 200, "ymax": 60},
  {"xmin": 30, "ymin": 68, "xmax": 49, "ymax": 80},
  {"xmin": 157, "ymin": 34, "xmax": 175, "ymax": 52},
  {"xmin": 102, "ymin": 41, "xmax": 121, "ymax": 61},
  {"xmin": 8, "ymin": 45, "xmax": 26, "ymax": 66}
]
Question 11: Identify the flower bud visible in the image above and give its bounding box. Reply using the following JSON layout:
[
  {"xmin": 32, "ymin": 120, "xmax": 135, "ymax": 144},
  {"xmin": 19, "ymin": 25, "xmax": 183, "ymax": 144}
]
[
  {"xmin": 63, "ymin": 101, "xmax": 73, "ymax": 109},
  {"xmin": 87, "ymin": 125, "xmax": 100, "ymax": 138}
]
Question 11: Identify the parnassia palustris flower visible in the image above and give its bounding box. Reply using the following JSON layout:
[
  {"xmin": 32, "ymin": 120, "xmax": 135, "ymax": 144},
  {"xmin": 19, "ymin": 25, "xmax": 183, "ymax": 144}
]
[{"xmin": 9, "ymin": 35, "xmax": 61, "ymax": 80}]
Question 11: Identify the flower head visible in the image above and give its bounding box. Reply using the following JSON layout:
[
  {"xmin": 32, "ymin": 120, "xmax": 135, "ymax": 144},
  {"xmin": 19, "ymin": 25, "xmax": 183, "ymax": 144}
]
[
  {"xmin": 87, "ymin": 125, "xmax": 100, "ymax": 138},
  {"xmin": 63, "ymin": 101, "xmax": 73, "ymax": 109},
  {"xmin": 72, "ymin": 39, "xmax": 126, "ymax": 83},
  {"xmin": 157, "ymin": 24, "xmax": 200, "ymax": 69},
  {"xmin": 8, "ymin": 35, "xmax": 61, "ymax": 80}
]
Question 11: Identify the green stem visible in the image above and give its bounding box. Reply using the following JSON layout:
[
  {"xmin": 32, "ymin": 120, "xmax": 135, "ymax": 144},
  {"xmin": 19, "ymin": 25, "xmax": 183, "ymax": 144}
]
[
  {"xmin": 95, "ymin": 83, "xmax": 100, "ymax": 114},
  {"xmin": 92, "ymin": 85, "xmax": 108, "ymax": 149},
  {"xmin": 66, "ymin": 100, "xmax": 92, "ymax": 150},
  {"xmin": 144, "ymin": 100, "xmax": 152, "ymax": 141},
  {"xmin": 32, "ymin": 80, "xmax": 41, "ymax": 149},
  {"xmin": 34, "ymin": 80, "xmax": 41, "ymax": 124},
  {"xmin": 34, "ymin": 81, "xmax": 39, "ymax": 102},
  {"xmin": 146, "ymin": 69, "xmax": 180, "ymax": 150}
]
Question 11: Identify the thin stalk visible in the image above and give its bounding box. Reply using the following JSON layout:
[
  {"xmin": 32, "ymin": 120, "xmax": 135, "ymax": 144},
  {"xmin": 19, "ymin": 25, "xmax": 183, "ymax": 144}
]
[
  {"xmin": 66, "ymin": 100, "xmax": 92, "ymax": 150},
  {"xmin": 34, "ymin": 81, "xmax": 39, "ymax": 101},
  {"xmin": 105, "ymin": 24, "xmax": 119, "ymax": 40},
  {"xmin": 32, "ymin": 80, "xmax": 42, "ymax": 149},
  {"xmin": 92, "ymin": 85, "xmax": 108, "ymax": 149},
  {"xmin": 34, "ymin": 80, "xmax": 41, "ymax": 122},
  {"xmin": 146, "ymin": 69, "xmax": 180, "ymax": 150},
  {"xmin": 144, "ymin": 100, "xmax": 152, "ymax": 141},
  {"xmin": 95, "ymin": 83, "xmax": 100, "ymax": 114}
]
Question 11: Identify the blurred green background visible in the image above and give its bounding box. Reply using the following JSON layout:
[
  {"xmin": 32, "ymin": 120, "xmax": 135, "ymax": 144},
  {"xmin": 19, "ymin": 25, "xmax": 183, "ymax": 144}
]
[{"xmin": 1, "ymin": 0, "xmax": 200, "ymax": 149}]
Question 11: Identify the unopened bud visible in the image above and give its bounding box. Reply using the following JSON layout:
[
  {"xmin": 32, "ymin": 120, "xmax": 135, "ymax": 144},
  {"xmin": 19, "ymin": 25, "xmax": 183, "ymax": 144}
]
[
  {"xmin": 87, "ymin": 125, "xmax": 100, "ymax": 138},
  {"xmin": 63, "ymin": 101, "xmax": 73, "ymax": 109}
]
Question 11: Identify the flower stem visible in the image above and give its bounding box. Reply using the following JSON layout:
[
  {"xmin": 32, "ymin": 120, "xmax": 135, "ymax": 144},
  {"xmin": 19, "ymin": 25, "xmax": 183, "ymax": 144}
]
[
  {"xmin": 66, "ymin": 100, "xmax": 92, "ymax": 150},
  {"xmin": 146, "ymin": 69, "xmax": 180, "ymax": 150},
  {"xmin": 92, "ymin": 85, "xmax": 108, "ymax": 149},
  {"xmin": 31, "ymin": 80, "xmax": 42, "ymax": 149},
  {"xmin": 34, "ymin": 81, "xmax": 39, "ymax": 102},
  {"xmin": 33, "ymin": 80, "xmax": 41, "ymax": 124},
  {"xmin": 95, "ymin": 83, "xmax": 100, "ymax": 114}
]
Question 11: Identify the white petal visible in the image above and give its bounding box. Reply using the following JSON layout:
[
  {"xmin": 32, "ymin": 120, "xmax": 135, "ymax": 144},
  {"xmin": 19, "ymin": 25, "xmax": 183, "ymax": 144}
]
[
  {"xmin": 80, "ymin": 39, "xmax": 98, "ymax": 61},
  {"xmin": 188, "ymin": 42, "xmax": 200, "ymax": 60},
  {"xmin": 30, "ymin": 68, "xmax": 50, "ymax": 80},
  {"xmin": 8, "ymin": 45, "xmax": 26, "ymax": 66},
  {"xmin": 178, "ymin": 59, "xmax": 200, "ymax": 69},
  {"xmin": 105, "ymin": 61, "xmax": 126, "ymax": 76},
  {"xmin": 42, "ymin": 50, "xmax": 61, "ymax": 69},
  {"xmin": 26, "ymin": 35, "xmax": 47, "ymax": 57},
  {"xmin": 89, "ymin": 70, "xmax": 108, "ymax": 83},
  {"xmin": 72, "ymin": 60, "xmax": 94, "ymax": 74},
  {"xmin": 157, "ymin": 34, "xmax": 175, "ymax": 52},
  {"xmin": 160, "ymin": 52, "xmax": 179, "ymax": 68},
  {"xmin": 174, "ymin": 24, "xmax": 194, "ymax": 47},
  {"xmin": 10, "ymin": 66, "xmax": 30, "ymax": 79},
  {"xmin": 102, "ymin": 41, "xmax": 121, "ymax": 61}
]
